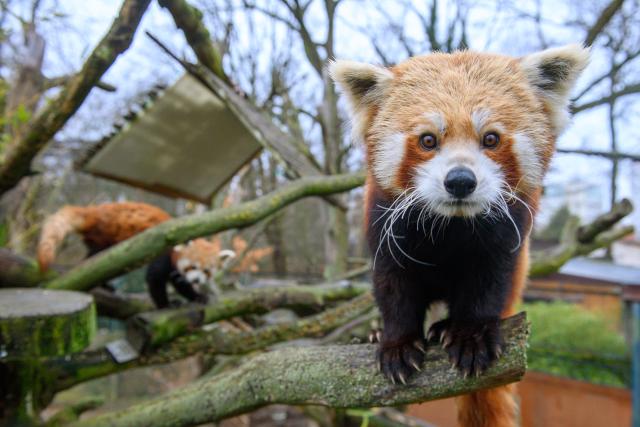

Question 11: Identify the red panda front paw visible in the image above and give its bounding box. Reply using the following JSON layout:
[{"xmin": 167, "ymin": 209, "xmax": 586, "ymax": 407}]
[
  {"xmin": 193, "ymin": 293, "xmax": 209, "ymax": 305},
  {"xmin": 428, "ymin": 318, "xmax": 502, "ymax": 378},
  {"xmin": 377, "ymin": 338, "xmax": 426, "ymax": 384}
]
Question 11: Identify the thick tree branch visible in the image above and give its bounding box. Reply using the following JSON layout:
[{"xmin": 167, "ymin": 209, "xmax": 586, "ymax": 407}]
[
  {"xmin": 530, "ymin": 199, "xmax": 634, "ymax": 276},
  {"xmin": 48, "ymin": 292, "xmax": 374, "ymax": 393},
  {"xmin": 0, "ymin": 0, "xmax": 151, "ymax": 195},
  {"xmin": 0, "ymin": 248, "xmax": 55, "ymax": 287},
  {"xmin": 583, "ymin": 0, "xmax": 624, "ymax": 46},
  {"xmin": 158, "ymin": 0, "xmax": 229, "ymax": 83},
  {"xmin": 127, "ymin": 282, "xmax": 370, "ymax": 351},
  {"xmin": 44, "ymin": 172, "xmax": 365, "ymax": 293},
  {"xmin": 577, "ymin": 198, "xmax": 633, "ymax": 243},
  {"xmin": 42, "ymin": 74, "xmax": 117, "ymax": 92},
  {"xmin": 69, "ymin": 313, "xmax": 528, "ymax": 427},
  {"xmin": 91, "ymin": 287, "xmax": 155, "ymax": 319}
]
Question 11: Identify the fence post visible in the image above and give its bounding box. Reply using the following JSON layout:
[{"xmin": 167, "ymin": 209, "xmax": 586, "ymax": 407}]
[{"xmin": 633, "ymin": 301, "xmax": 640, "ymax": 427}]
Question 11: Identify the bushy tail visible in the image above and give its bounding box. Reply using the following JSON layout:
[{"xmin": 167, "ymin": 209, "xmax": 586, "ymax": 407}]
[
  {"xmin": 456, "ymin": 381, "xmax": 517, "ymax": 427},
  {"xmin": 37, "ymin": 206, "xmax": 88, "ymax": 271}
]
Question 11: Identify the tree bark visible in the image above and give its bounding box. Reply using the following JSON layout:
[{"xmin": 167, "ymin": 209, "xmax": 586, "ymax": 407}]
[
  {"xmin": 44, "ymin": 172, "xmax": 365, "ymax": 293},
  {"xmin": 48, "ymin": 293, "xmax": 374, "ymax": 394},
  {"xmin": 0, "ymin": 0, "xmax": 151, "ymax": 196},
  {"xmin": 69, "ymin": 313, "xmax": 528, "ymax": 427},
  {"xmin": 0, "ymin": 248, "xmax": 55, "ymax": 288},
  {"xmin": 157, "ymin": 0, "xmax": 228, "ymax": 83},
  {"xmin": 127, "ymin": 282, "xmax": 370, "ymax": 351},
  {"xmin": 529, "ymin": 199, "xmax": 634, "ymax": 276}
]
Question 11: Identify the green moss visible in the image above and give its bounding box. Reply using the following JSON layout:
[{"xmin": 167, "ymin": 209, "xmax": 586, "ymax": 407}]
[
  {"xmin": 0, "ymin": 290, "xmax": 96, "ymax": 359},
  {"xmin": 0, "ymin": 221, "xmax": 8, "ymax": 247},
  {"xmin": 524, "ymin": 301, "xmax": 630, "ymax": 387}
]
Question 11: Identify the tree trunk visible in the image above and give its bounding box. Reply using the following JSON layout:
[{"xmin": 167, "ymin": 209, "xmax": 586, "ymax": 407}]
[{"xmin": 320, "ymin": 69, "xmax": 349, "ymax": 279}]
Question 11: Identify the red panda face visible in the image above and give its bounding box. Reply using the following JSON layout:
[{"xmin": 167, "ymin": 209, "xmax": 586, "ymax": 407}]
[
  {"xmin": 172, "ymin": 239, "xmax": 236, "ymax": 286},
  {"xmin": 331, "ymin": 45, "xmax": 589, "ymax": 218}
]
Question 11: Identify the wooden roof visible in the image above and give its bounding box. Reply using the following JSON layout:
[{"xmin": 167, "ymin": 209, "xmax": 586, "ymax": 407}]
[{"xmin": 83, "ymin": 74, "xmax": 262, "ymax": 203}]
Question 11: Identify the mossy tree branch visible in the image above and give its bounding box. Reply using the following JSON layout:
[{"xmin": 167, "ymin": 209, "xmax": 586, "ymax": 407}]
[
  {"xmin": 48, "ymin": 292, "xmax": 374, "ymax": 393},
  {"xmin": 0, "ymin": 0, "xmax": 151, "ymax": 195},
  {"xmin": 44, "ymin": 172, "xmax": 365, "ymax": 293},
  {"xmin": 127, "ymin": 282, "xmax": 370, "ymax": 351},
  {"xmin": 0, "ymin": 248, "xmax": 55, "ymax": 288},
  {"xmin": 530, "ymin": 199, "xmax": 634, "ymax": 276},
  {"xmin": 158, "ymin": 0, "xmax": 229, "ymax": 83},
  {"xmin": 69, "ymin": 313, "xmax": 528, "ymax": 427}
]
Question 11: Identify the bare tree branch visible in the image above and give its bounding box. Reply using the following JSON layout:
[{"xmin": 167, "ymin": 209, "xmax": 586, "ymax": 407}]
[
  {"xmin": 572, "ymin": 47, "xmax": 640, "ymax": 101},
  {"xmin": 0, "ymin": 0, "xmax": 151, "ymax": 195},
  {"xmin": 556, "ymin": 148, "xmax": 640, "ymax": 162},
  {"xmin": 571, "ymin": 82, "xmax": 640, "ymax": 113},
  {"xmin": 584, "ymin": 0, "xmax": 624, "ymax": 46}
]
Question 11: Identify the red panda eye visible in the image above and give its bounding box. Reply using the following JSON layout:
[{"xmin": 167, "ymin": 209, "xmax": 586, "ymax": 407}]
[
  {"xmin": 482, "ymin": 132, "xmax": 500, "ymax": 148},
  {"xmin": 419, "ymin": 133, "xmax": 438, "ymax": 150}
]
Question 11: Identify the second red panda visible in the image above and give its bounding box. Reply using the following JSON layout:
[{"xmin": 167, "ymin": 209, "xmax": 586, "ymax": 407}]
[{"xmin": 37, "ymin": 202, "xmax": 234, "ymax": 308}]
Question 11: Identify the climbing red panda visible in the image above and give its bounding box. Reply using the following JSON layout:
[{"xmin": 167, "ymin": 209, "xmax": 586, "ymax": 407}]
[
  {"xmin": 331, "ymin": 45, "xmax": 589, "ymax": 426},
  {"xmin": 37, "ymin": 202, "xmax": 234, "ymax": 308},
  {"xmin": 37, "ymin": 202, "xmax": 172, "ymax": 271}
]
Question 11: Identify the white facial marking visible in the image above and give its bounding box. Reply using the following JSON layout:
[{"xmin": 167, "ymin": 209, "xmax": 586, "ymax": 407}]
[
  {"xmin": 176, "ymin": 258, "xmax": 190, "ymax": 272},
  {"xmin": 422, "ymin": 112, "xmax": 446, "ymax": 134},
  {"xmin": 413, "ymin": 143, "xmax": 503, "ymax": 218},
  {"xmin": 471, "ymin": 109, "xmax": 491, "ymax": 134},
  {"xmin": 186, "ymin": 270, "xmax": 207, "ymax": 285},
  {"xmin": 512, "ymin": 132, "xmax": 543, "ymax": 187},
  {"xmin": 372, "ymin": 132, "xmax": 406, "ymax": 190},
  {"xmin": 218, "ymin": 249, "xmax": 236, "ymax": 262}
]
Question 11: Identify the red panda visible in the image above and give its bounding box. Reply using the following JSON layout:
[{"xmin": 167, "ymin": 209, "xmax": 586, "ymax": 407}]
[
  {"xmin": 37, "ymin": 202, "xmax": 234, "ymax": 308},
  {"xmin": 331, "ymin": 45, "xmax": 589, "ymax": 427}
]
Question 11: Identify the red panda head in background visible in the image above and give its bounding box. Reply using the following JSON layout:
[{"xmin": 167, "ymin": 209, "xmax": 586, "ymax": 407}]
[
  {"xmin": 171, "ymin": 239, "xmax": 236, "ymax": 286},
  {"xmin": 331, "ymin": 45, "xmax": 589, "ymax": 219}
]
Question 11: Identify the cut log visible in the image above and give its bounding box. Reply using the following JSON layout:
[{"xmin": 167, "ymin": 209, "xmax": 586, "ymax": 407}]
[
  {"xmin": 0, "ymin": 289, "xmax": 95, "ymax": 359},
  {"xmin": 0, "ymin": 289, "xmax": 95, "ymax": 427}
]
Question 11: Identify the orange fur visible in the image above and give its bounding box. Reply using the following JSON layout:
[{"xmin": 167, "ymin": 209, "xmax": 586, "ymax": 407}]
[
  {"xmin": 457, "ymin": 385, "xmax": 518, "ymax": 427},
  {"xmin": 37, "ymin": 202, "xmax": 171, "ymax": 271},
  {"xmin": 170, "ymin": 238, "xmax": 219, "ymax": 268}
]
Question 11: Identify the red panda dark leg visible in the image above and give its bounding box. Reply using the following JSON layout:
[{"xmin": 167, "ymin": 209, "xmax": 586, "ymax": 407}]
[
  {"xmin": 373, "ymin": 268, "xmax": 428, "ymax": 384},
  {"xmin": 455, "ymin": 240, "xmax": 529, "ymax": 427},
  {"xmin": 146, "ymin": 253, "xmax": 173, "ymax": 308}
]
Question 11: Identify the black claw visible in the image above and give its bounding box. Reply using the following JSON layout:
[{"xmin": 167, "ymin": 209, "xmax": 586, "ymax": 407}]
[
  {"xmin": 369, "ymin": 328, "xmax": 383, "ymax": 344},
  {"xmin": 428, "ymin": 317, "xmax": 503, "ymax": 377},
  {"xmin": 377, "ymin": 338, "xmax": 425, "ymax": 384}
]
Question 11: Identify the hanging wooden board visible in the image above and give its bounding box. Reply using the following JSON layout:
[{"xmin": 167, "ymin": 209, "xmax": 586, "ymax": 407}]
[{"xmin": 83, "ymin": 74, "xmax": 262, "ymax": 203}]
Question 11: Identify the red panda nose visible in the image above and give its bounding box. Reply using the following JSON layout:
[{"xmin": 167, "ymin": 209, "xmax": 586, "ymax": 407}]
[{"xmin": 444, "ymin": 167, "xmax": 477, "ymax": 199}]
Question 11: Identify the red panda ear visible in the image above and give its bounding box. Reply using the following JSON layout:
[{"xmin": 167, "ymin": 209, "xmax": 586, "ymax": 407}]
[
  {"xmin": 218, "ymin": 249, "xmax": 236, "ymax": 263},
  {"xmin": 329, "ymin": 60, "xmax": 394, "ymax": 141},
  {"xmin": 520, "ymin": 44, "xmax": 590, "ymax": 134}
]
